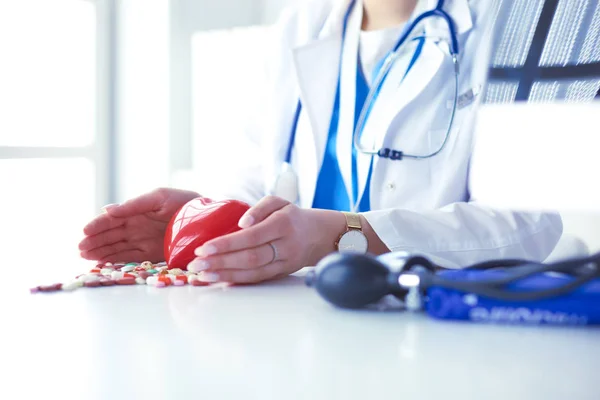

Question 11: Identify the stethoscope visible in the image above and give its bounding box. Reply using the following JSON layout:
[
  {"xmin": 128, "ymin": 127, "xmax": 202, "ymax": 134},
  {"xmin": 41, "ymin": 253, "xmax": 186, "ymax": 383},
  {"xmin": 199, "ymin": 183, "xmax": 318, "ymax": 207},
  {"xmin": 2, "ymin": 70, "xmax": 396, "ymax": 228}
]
[{"xmin": 272, "ymin": 0, "xmax": 460, "ymax": 209}]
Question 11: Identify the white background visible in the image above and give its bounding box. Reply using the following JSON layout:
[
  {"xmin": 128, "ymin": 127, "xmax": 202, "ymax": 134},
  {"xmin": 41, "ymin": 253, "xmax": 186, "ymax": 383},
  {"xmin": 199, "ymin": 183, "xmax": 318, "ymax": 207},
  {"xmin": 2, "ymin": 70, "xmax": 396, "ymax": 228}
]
[{"xmin": 0, "ymin": 0, "xmax": 598, "ymax": 284}]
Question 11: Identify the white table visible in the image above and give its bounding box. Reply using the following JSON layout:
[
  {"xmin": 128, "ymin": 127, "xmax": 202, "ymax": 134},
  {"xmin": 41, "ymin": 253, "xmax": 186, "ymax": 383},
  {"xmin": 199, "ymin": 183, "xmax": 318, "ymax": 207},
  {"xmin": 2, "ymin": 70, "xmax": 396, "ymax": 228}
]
[{"xmin": 3, "ymin": 273, "xmax": 599, "ymax": 400}]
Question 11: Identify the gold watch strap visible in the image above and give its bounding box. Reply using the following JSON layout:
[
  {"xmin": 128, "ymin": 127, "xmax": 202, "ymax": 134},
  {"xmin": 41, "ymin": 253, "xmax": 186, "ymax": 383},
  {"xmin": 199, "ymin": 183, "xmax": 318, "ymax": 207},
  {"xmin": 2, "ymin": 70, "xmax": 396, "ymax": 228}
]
[{"xmin": 342, "ymin": 212, "xmax": 362, "ymax": 230}]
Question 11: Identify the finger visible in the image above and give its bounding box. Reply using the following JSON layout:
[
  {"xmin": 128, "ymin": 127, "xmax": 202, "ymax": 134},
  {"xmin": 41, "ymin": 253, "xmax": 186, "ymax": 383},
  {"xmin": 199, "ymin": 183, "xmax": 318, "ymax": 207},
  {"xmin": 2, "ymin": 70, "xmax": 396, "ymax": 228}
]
[
  {"xmin": 79, "ymin": 227, "xmax": 128, "ymax": 251},
  {"xmin": 237, "ymin": 195, "xmax": 290, "ymax": 228},
  {"xmin": 196, "ymin": 214, "xmax": 287, "ymax": 257},
  {"xmin": 80, "ymin": 241, "xmax": 135, "ymax": 262},
  {"xmin": 99, "ymin": 249, "xmax": 154, "ymax": 264},
  {"xmin": 196, "ymin": 261, "xmax": 287, "ymax": 284},
  {"xmin": 83, "ymin": 214, "xmax": 126, "ymax": 236},
  {"xmin": 107, "ymin": 189, "xmax": 167, "ymax": 218},
  {"xmin": 188, "ymin": 240, "xmax": 284, "ymax": 272}
]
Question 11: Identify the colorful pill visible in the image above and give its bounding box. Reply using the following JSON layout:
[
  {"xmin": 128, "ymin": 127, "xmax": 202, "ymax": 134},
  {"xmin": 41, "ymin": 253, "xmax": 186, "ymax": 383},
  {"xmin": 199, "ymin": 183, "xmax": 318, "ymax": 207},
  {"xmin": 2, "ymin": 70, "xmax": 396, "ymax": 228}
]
[
  {"xmin": 123, "ymin": 273, "xmax": 136, "ymax": 279},
  {"xmin": 89, "ymin": 268, "xmax": 102, "ymax": 274},
  {"xmin": 116, "ymin": 278, "xmax": 136, "ymax": 285},
  {"xmin": 100, "ymin": 268, "xmax": 114, "ymax": 275},
  {"xmin": 84, "ymin": 281, "xmax": 102, "ymax": 288},
  {"xmin": 173, "ymin": 280, "xmax": 185, "ymax": 286},
  {"xmin": 105, "ymin": 262, "xmax": 113, "ymax": 267},
  {"xmin": 135, "ymin": 277, "xmax": 146, "ymax": 285},
  {"xmin": 169, "ymin": 268, "xmax": 184, "ymax": 276},
  {"xmin": 38, "ymin": 283, "xmax": 63, "ymax": 292},
  {"xmin": 100, "ymin": 279, "xmax": 116, "ymax": 286},
  {"xmin": 157, "ymin": 276, "xmax": 172, "ymax": 285},
  {"xmin": 121, "ymin": 265, "xmax": 136, "ymax": 273},
  {"xmin": 175, "ymin": 275, "xmax": 188, "ymax": 284},
  {"xmin": 141, "ymin": 261, "xmax": 154, "ymax": 270},
  {"xmin": 138, "ymin": 271, "xmax": 150, "ymax": 280},
  {"xmin": 147, "ymin": 269, "xmax": 158, "ymax": 275}
]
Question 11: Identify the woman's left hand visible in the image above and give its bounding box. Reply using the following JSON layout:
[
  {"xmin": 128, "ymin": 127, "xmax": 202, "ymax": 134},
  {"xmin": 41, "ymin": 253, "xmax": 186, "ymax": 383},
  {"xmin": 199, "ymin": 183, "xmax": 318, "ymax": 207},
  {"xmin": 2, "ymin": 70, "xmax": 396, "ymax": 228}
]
[{"xmin": 186, "ymin": 196, "xmax": 346, "ymax": 284}]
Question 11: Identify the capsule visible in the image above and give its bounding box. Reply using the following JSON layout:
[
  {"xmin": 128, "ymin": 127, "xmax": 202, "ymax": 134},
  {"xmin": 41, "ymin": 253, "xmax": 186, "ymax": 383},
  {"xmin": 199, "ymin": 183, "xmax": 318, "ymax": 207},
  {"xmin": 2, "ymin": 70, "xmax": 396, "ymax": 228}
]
[
  {"xmin": 116, "ymin": 278, "xmax": 136, "ymax": 285},
  {"xmin": 121, "ymin": 265, "xmax": 136, "ymax": 273},
  {"xmin": 111, "ymin": 271, "xmax": 124, "ymax": 280}
]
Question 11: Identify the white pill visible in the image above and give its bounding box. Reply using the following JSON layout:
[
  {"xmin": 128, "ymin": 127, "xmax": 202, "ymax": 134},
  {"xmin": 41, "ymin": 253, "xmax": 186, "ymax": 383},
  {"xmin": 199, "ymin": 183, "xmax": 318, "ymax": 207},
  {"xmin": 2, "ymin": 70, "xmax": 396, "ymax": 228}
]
[
  {"xmin": 121, "ymin": 265, "xmax": 135, "ymax": 273},
  {"xmin": 62, "ymin": 280, "xmax": 83, "ymax": 291},
  {"xmin": 135, "ymin": 277, "xmax": 146, "ymax": 285},
  {"xmin": 100, "ymin": 268, "xmax": 114, "ymax": 275},
  {"xmin": 146, "ymin": 276, "xmax": 159, "ymax": 286},
  {"xmin": 111, "ymin": 271, "xmax": 124, "ymax": 280},
  {"xmin": 105, "ymin": 262, "xmax": 113, "ymax": 267},
  {"xmin": 174, "ymin": 280, "xmax": 185, "ymax": 286}
]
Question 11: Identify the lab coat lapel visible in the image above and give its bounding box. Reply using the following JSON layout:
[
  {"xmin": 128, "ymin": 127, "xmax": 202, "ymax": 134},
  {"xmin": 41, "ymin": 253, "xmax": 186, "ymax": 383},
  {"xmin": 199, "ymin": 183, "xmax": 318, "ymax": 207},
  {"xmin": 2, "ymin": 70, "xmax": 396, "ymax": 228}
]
[
  {"xmin": 291, "ymin": 0, "xmax": 351, "ymax": 208},
  {"xmin": 336, "ymin": 2, "xmax": 363, "ymax": 207},
  {"xmin": 359, "ymin": 0, "xmax": 474, "ymax": 184}
]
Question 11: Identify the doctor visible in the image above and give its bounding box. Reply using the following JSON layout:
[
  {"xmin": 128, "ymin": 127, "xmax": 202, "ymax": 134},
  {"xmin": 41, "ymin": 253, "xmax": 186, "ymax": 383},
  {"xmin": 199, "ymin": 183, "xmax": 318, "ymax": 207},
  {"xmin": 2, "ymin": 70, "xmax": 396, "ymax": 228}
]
[{"xmin": 79, "ymin": 0, "xmax": 563, "ymax": 284}]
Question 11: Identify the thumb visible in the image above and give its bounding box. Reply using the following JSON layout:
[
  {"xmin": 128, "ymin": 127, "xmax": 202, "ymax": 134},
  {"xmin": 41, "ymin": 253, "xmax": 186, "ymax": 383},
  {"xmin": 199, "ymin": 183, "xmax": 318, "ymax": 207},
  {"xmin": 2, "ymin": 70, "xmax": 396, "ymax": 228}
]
[{"xmin": 106, "ymin": 190, "xmax": 166, "ymax": 218}]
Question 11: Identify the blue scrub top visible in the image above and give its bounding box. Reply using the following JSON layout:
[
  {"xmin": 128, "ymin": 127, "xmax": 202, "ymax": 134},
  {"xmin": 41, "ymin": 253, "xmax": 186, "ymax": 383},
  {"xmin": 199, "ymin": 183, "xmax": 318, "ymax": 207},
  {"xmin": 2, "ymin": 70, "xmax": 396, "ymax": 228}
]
[{"xmin": 312, "ymin": 61, "xmax": 373, "ymax": 212}]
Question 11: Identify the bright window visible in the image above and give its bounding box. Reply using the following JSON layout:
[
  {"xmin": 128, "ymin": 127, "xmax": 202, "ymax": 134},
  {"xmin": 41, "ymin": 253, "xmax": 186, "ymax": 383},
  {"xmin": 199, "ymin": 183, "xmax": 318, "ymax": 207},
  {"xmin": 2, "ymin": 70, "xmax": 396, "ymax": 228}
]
[{"xmin": 0, "ymin": 0, "xmax": 106, "ymax": 286}]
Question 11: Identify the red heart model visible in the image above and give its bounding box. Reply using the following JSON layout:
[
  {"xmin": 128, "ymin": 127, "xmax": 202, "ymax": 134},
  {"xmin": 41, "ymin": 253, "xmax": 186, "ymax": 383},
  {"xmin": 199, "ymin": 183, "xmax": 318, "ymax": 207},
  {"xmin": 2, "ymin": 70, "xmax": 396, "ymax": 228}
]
[{"xmin": 164, "ymin": 197, "xmax": 251, "ymax": 269}]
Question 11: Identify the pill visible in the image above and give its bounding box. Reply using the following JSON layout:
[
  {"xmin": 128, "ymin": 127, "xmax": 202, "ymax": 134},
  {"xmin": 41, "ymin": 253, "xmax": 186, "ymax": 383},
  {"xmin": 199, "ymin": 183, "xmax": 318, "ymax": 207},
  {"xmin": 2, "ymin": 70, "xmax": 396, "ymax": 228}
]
[
  {"xmin": 39, "ymin": 283, "xmax": 63, "ymax": 292},
  {"xmin": 173, "ymin": 280, "xmax": 185, "ymax": 286},
  {"xmin": 111, "ymin": 271, "xmax": 124, "ymax": 280},
  {"xmin": 147, "ymin": 269, "xmax": 158, "ymax": 275},
  {"xmin": 121, "ymin": 265, "xmax": 135, "ymax": 273},
  {"xmin": 138, "ymin": 271, "xmax": 150, "ymax": 280},
  {"xmin": 175, "ymin": 275, "xmax": 188, "ymax": 284},
  {"xmin": 169, "ymin": 268, "xmax": 184, "ymax": 276},
  {"xmin": 30, "ymin": 287, "xmax": 40, "ymax": 294},
  {"xmin": 84, "ymin": 281, "xmax": 102, "ymax": 288},
  {"xmin": 123, "ymin": 273, "xmax": 136, "ymax": 279},
  {"xmin": 62, "ymin": 280, "xmax": 82, "ymax": 291},
  {"xmin": 116, "ymin": 278, "xmax": 136, "ymax": 285},
  {"xmin": 146, "ymin": 276, "xmax": 159, "ymax": 286},
  {"xmin": 141, "ymin": 261, "xmax": 154, "ymax": 270},
  {"xmin": 100, "ymin": 279, "xmax": 116, "ymax": 286},
  {"xmin": 105, "ymin": 262, "xmax": 113, "ymax": 267},
  {"xmin": 100, "ymin": 268, "xmax": 114, "ymax": 275},
  {"xmin": 79, "ymin": 274, "xmax": 100, "ymax": 283},
  {"xmin": 89, "ymin": 268, "xmax": 102, "ymax": 274},
  {"xmin": 156, "ymin": 262, "xmax": 168, "ymax": 267},
  {"xmin": 135, "ymin": 277, "xmax": 146, "ymax": 285},
  {"xmin": 155, "ymin": 281, "xmax": 166, "ymax": 288},
  {"xmin": 134, "ymin": 266, "xmax": 145, "ymax": 272},
  {"xmin": 158, "ymin": 270, "xmax": 169, "ymax": 276},
  {"xmin": 157, "ymin": 276, "xmax": 172, "ymax": 285}
]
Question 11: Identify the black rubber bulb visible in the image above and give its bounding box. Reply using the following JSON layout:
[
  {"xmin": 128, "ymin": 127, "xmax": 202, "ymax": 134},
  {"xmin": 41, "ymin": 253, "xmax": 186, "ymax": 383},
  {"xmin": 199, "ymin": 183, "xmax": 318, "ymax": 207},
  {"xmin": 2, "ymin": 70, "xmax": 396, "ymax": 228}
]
[{"xmin": 306, "ymin": 253, "xmax": 391, "ymax": 309}]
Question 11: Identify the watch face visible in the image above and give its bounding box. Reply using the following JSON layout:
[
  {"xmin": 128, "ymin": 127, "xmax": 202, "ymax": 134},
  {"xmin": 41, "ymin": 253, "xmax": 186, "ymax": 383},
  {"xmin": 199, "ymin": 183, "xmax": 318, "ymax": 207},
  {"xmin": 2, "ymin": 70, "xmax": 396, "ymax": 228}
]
[{"xmin": 338, "ymin": 230, "xmax": 368, "ymax": 253}]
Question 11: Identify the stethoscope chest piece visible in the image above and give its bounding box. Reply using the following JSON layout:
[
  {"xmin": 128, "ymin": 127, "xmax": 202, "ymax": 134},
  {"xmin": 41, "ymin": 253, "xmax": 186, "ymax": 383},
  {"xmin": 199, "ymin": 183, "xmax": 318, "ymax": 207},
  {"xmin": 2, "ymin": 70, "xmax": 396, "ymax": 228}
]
[{"xmin": 271, "ymin": 162, "xmax": 299, "ymax": 204}]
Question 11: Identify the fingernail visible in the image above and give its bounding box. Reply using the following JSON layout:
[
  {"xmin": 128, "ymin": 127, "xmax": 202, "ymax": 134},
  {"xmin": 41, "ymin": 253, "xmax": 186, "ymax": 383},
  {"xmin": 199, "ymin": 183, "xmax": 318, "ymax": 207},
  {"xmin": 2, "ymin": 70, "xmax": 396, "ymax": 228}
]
[
  {"xmin": 238, "ymin": 214, "xmax": 255, "ymax": 229},
  {"xmin": 197, "ymin": 272, "xmax": 219, "ymax": 283},
  {"xmin": 101, "ymin": 204, "xmax": 119, "ymax": 214},
  {"xmin": 187, "ymin": 259, "xmax": 210, "ymax": 272},
  {"xmin": 195, "ymin": 244, "xmax": 217, "ymax": 257}
]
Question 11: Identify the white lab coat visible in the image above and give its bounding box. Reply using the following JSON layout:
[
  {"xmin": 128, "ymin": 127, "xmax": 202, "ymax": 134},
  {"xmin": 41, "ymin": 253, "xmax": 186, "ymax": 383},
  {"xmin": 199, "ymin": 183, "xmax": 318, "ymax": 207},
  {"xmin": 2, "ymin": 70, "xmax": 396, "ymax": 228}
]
[{"xmin": 206, "ymin": 0, "xmax": 563, "ymax": 268}]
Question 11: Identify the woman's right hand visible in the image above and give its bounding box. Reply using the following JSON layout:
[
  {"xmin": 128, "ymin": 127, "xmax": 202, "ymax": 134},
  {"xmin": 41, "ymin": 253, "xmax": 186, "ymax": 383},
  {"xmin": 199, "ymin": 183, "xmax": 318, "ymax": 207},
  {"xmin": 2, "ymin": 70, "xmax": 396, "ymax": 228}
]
[{"xmin": 78, "ymin": 188, "xmax": 200, "ymax": 263}]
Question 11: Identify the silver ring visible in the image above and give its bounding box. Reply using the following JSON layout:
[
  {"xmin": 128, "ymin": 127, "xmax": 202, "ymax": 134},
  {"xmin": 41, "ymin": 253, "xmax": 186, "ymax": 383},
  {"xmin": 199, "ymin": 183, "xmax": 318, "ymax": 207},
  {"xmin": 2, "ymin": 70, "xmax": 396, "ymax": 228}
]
[{"xmin": 268, "ymin": 242, "xmax": 278, "ymax": 264}]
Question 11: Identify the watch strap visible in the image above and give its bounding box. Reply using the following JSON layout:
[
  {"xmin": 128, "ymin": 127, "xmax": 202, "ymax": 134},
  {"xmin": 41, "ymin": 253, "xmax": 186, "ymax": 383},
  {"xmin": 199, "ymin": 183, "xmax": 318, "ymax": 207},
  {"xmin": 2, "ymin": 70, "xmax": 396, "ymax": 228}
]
[{"xmin": 342, "ymin": 212, "xmax": 362, "ymax": 230}]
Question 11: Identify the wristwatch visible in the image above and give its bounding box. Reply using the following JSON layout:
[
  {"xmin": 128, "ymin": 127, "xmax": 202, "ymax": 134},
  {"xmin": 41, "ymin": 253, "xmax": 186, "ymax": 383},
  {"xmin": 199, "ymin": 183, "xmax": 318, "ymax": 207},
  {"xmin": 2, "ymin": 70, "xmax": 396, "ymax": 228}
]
[{"xmin": 335, "ymin": 212, "xmax": 369, "ymax": 254}]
